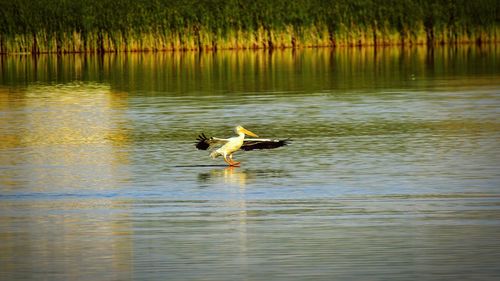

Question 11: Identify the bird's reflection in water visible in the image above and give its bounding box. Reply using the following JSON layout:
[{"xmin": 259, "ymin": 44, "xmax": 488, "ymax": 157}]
[
  {"xmin": 197, "ymin": 166, "xmax": 250, "ymax": 270},
  {"xmin": 197, "ymin": 167, "xmax": 290, "ymax": 187},
  {"xmin": 223, "ymin": 166, "xmax": 248, "ymax": 187},
  {"xmin": 197, "ymin": 166, "xmax": 249, "ymax": 188},
  {"xmin": 197, "ymin": 166, "xmax": 289, "ymax": 273},
  {"xmin": 197, "ymin": 166, "xmax": 291, "ymax": 265}
]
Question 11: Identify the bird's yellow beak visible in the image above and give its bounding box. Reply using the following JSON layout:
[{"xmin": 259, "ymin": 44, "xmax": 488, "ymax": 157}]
[{"xmin": 241, "ymin": 127, "xmax": 259, "ymax": 137}]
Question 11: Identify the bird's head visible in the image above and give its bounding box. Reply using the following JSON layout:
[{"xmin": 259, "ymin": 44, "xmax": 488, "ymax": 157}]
[{"xmin": 235, "ymin": 125, "xmax": 259, "ymax": 137}]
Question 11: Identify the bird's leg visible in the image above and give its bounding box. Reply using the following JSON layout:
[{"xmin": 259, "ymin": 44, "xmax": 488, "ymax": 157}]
[
  {"xmin": 223, "ymin": 153, "xmax": 233, "ymax": 166},
  {"xmin": 222, "ymin": 153, "xmax": 240, "ymax": 166},
  {"xmin": 229, "ymin": 154, "xmax": 240, "ymax": 166}
]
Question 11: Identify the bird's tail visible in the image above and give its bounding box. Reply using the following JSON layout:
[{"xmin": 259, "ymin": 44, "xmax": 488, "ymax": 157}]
[{"xmin": 210, "ymin": 151, "xmax": 221, "ymax": 159}]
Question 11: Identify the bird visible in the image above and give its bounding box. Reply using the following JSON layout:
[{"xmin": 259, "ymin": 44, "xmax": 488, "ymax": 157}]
[{"xmin": 195, "ymin": 125, "xmax": 289, "ymax": 166}]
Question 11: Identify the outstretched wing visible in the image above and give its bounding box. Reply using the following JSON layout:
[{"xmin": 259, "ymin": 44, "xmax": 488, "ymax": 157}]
[
  {"xmin": 195, "ymin": 133, "xmax": 229, "ymax": 150},
  {"xmin": 241, "ymin": 138, "xmax": 290, "ymax": 151}
]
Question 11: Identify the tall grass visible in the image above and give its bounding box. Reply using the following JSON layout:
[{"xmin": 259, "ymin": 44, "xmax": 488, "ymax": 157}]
[{"xmin": 0, "ymin": 0, "xmax": 498, "ymax": 53}]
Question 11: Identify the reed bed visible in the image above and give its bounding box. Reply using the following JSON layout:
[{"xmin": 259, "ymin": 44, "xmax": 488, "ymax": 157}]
[{"xmin": 0, "ymin": 0, "xmax": 497, "ymax": 53}]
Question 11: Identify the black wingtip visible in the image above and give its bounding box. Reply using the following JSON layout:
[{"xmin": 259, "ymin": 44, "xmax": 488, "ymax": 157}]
[{"xmin": 195, "ymin": 133, "xmax": 210, "ymax": 150}]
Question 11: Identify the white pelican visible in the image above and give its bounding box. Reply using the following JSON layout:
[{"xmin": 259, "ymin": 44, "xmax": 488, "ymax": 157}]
[{"xmin": 196, "ymin": 125, "xmax": 289, "ymax": 166}]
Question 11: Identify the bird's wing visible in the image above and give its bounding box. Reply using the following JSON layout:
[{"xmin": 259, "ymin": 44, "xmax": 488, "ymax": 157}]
[
  {"xmin": 195, "ymin": 133, "xmax": 229, "ymax": 150},
  {"xmin": 241, "ymin": 138, "xmax": 290, "ymax": 151}
]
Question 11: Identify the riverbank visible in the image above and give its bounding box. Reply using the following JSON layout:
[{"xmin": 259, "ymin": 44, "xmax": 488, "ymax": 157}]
[{"xmin": 1, "ymin": 0, "xmax": 498, "ymax": 53}]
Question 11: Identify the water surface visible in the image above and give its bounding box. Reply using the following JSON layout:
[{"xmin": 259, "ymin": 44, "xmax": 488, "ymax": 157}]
[{"xmin": 1, "ymin": 46, "xmax": 499, "ymax": 280}]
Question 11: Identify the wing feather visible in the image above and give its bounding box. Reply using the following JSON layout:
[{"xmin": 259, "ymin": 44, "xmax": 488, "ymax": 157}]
[
  {"xmin": 195, "ymin": 133, "xmax": 229, "ymax": 150},
  {"xmin": 240, "ymin": 138, "xmax": 290, "ymax": 151}
]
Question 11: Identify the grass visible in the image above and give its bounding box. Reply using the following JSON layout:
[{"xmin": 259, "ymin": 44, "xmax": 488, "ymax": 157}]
[{"xmin": 0, "ymin": 0, "xmax": 498, "ymax": 53}]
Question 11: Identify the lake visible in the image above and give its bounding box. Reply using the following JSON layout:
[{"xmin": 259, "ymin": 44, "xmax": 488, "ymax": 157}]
[{"xmin": 1, "ymin": 46, "xmax": 499, "ymax": 280}]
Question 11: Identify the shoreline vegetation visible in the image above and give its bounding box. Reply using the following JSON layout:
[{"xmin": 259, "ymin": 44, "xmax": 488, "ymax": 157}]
[{"xmin": 0, "ymin": 0, "xmax": 498, "ymax": 54}]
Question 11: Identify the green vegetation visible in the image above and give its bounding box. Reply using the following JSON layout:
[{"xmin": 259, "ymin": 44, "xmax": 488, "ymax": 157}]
[{"xmin": 0, "ymin": 0, "xmax": 498, "ymax": 53}]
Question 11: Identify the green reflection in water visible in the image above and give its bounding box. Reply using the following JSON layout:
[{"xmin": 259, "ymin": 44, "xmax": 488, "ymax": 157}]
[{"xmin": 1, "ymin": 45, "xmax": 498, "ymax": 93}]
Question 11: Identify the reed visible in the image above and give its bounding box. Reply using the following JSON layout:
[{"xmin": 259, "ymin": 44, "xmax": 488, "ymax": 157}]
[{"xmin": 0, "ymin": 0, "xmax": 497, "ymax": 53}]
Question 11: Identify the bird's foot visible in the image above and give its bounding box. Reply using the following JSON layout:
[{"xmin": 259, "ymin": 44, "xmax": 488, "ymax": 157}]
[{"xmin": 229, "ymin": 161, "xmax": 240, "ymax": 167}]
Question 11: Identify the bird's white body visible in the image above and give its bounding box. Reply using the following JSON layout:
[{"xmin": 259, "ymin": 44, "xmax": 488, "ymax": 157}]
[
  {"xmin": 214, "ymin": 133, "xmax": 245, "ymax": 157},
  {"xmin": 209, "ymin": 126, "xmax": 258, "ymax": 166}
]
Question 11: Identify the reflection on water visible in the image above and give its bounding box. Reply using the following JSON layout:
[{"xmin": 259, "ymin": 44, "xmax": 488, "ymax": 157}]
[
  {"xmin": 0, "ymin": 200, "xmax": 133, "ymax": 280},
  {"xmin": 1, "ymin": 45, "xmax": 498, "ymax": 93},
  {"xmin": 199, "ymin": 167, "xmax": 250, "ymax": 187},
  {"xmin": 0, "ymin": 82, "xmax": 133, "ymax": 280},
  {"xmin": 0, "ymin": 82, "xmax": 130, "ymax": 192},
  {"xmin": 1, "ymin": 47, "xmax": 500, "ymax": 280},
  {"xmin": 198, "ymin": 167, "xmax": 291, "ymax": 188}
]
